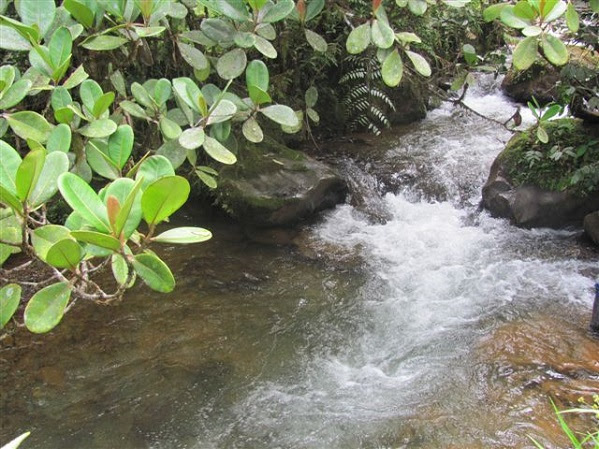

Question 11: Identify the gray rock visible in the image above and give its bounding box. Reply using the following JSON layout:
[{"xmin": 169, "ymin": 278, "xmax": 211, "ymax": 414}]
[{"xmin": 584, "ymin": 212, "xmax": 599, "ymax": 245}]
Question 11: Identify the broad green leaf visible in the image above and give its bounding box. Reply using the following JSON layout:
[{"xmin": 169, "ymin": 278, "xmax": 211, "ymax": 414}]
[
  {"xmin": 262, "ymin": 0, "xmax": 295, "ymax": 22},
  {"xmin": 0, "ymin": 78, "xmax": 32, "ymax": 109},
  {"xmin": 78, "ymin": 119, "xmax": 118, "ymax": 138},
  {"xmin": 172, "ymin": 77, "xmax": 203, "ymax": 113},
  {"xmin": 512, "ymin": 36, "xmax": 538, "ymax": 70},
  {"xmin": 31, "ymin": 224, "xmax": 71, "ymax": 260},
  {"xmin": 136, "ymin": 155, "xmax": 175, "ymax": 189},
  {"xmin": 51, "ymin": 86, "xmax": 73, "ymax": 111},
  {"xmin": 29, "ymin": 45, "xmax": 53, "ymax": 78},
  {"xmin": 6, "ymin": 111, "xmax": 53, "ymax": 143},
  {"xmin": 92, "ymin": 92, "xmax": 115, "ymax": 118},
  {"xmin": 109, "ymin": 69, "xmax": 127, "ymax": 97},
  {"xmin": 565, "ymin": 2, "xmax": 579, "ymax": 32},
  {"xmin": 108, "ymin": 178, "xmax": 143, "ymax": 238},
  {"xmin": 47, "ymin": 118, "xmax": 69, "ymax": 146},
  {"xmin": 16, "ymin": 149, "xmax": 45, "ymax": 202},
  {"xmin": 108, "ymin": 125, "xmax": 133, "ymax": 169},
  {"xmin": 133, "ymin": 26, "xmax": 165, "ymax": 37},
  {"xmin": 346, "ymin": 23, "xmax": 371, "ymax": 54},
  {"xmin": 304, "ymin": 29, "xmax": 327, "ymax": 52},
  {"xmin": 307, "ymin": 107, "xmax": 319, "ymax": 123},
  {"xmin": 202, "ymin": 136, "xmax": 237, "ymax": 165},
  {"xmin": 159, "ymin": 116, "xmax": 182, "ymax": 140},
  {"xmin": 382, "ymin": 49, "xmax": 403, "ymax": 87},
  {"xmin": 29, "ymin": 151, "xmax": 69, "ymax": 206},
  {"xmin": 500, "ymin": 6, "xmax": 531, "ymax": 28},
  {"xmin": 153, "ymin": 226, "xmax": 212, "ymax": 244},
  {"xmin": 71, "ymin": 230, "xmax": 121, "ymax": 251},
  {"xmin": 131, "ymin": 82, "xmax": 153, "ymax": 108},
  {"xmin": 120, "ymin": 100, "xmax": 148, "ymax": 119},
  {"xmin": 253, "ymin": 35, "xmax": 277, "ymax": 58},
  {"xmin": 24, "ymin": 282, "xmax": 71, "ymax": 334},
  {"xmin": 111, "ymin": 253, "xmax": 129, "ymax": 286},
  {"xmin": 591, "ymin": 0, "xmax": 599, "ymax": 13},
  {"xmin": 371, "ymin": 19, "xmax": 394, "ymax": 49},
  {"xmin": 242, "ymin": 117, "xmax": 263, "ymax": 143},
  {"xmin": 543, "ymin": 0, "xmax": 566, "ymax": 21},
  {"xmin": 58, "ymin": 172, "xmax": 110, "ymax": 232},
  {"xmin": 541, "ymin": 104, "xmax": 562, "ymax": 120},
  {"xmin": 246, "ymin": 59, "xmax": 269, "ymax": 91},
  {"xmin": 305, "ymin": 86, "xmax": 318, "ymax": 108},
  {"xmin": 0, "ymin": 140, "xmax": 22, "ymax": 193},
  {"xmin": 537, "ymin": 125, "xmax": 549, "ymax": 143},
  {"xmin": 81, "ymin": 35, "xmax": 128, "ymax": 51},
  {"xmin": 217, "ymin": 48, "xmax": 247, "ymax": 80},
  {"xmin": 132, "ymin": 252, "xmax": 175, "ymax": 293},
  {"xmin": 71, "ymin": 158, "xmax": 92, "ymax": 183},
  {"xmin": 541, "ymin": 33, "xmax": 568, "ymax": 66},
  {"xmin": 405, "ymin": 51, "xmax": 431, "ymax": 77},
  {"xmin": 234, "ymin": 31, "xmax": 256, "ymax": 48},
  {"xmin": 210, "ymin": 121, "xmax": 231, "ymax": 142},
  {"xmin": 483, "ymin": 3, "xmax": 507, "ymax": 21},
  {"xmin": 64, "ymin": 0, "xmax": 95, "ymax": 28},
  {"xmin": 513, "ymin": 1, "xmax": 537, "ymax": 20},
  {"xmin": 0, "ymin": 16, "xmax": 39, "ymax": 46},
  {"xmin": 48, "ymin": 27, "xmax": 72, "ymax": 69},
  {"xmin": 86, "ymin": 140, "xmax": 120, "ymax": 180},
  {"xmin": 0, "ymin": 283, "xmax": 21, "ymax": 329},
  {"xmin": 260, "ymin": 104, "xmax": 299, "ymax": 127},
  {"xmin": 46, "ymin": 238, "xmax": 83, "ymax": 269},
  {"xmin": 156, "ymin": 138, "xmax": 187, "ymax": 169},
  {"xmin": 522, "ymin": 25, "xmax": 542, "ymax": 36},
  {"xmin": 62, "ymin": 64, "xmax": 88, "ymax": 90},
  {"xmin": 196, "ymin": 170, "xmax": 217, "ymax": 188},
  {"xmin": 0, "ymin": 431, "xmax": 30, "ymax": 449},
  {"xmin": 177, "ymin": 42, "xmax": 209, "ymax": 71},
  {"xmin": 153, "ymin": 78, "xmax": 171, "ymax": 106},
  {"xmin": 16, "ymin": 0, "xmax": 55, "ymax": 36},
  {"xmin": 141, "ymin": 175, "xmax": 190, "ymax": 225},
  {"xmin": 179, "ymin": 127, "xmax": 205, "ymax": 150},
  {"xmin": 79, "ymin": 79, "xmax": 103, "ymax": 113},
  {"xmin": 306, "ymin": 0, "xmax": 325, "ymax": 21},
  {"xmin": 206, "ymin": 0, "xmax": 249, "ymax": 21},
  {"xmin": 408, "ymin": 0, "xmax": 427, "ymax": 15},
  {"xmin": 0, "ymin": 184, "xmax": 23, "ymax": 213},
  {"xmin": 207, "ymin": 99, "xmax": 237, "ymax": 125},
  {"xmin": 255, "ymin": 22, "xmax": 276, "ymax": 40},
  {"xmin": 200, "ymin": 18, "xmax": 235, "ymax": 43}
]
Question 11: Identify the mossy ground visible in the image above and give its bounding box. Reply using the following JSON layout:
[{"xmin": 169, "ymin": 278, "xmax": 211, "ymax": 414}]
[{"xmin": 500, "ymin": 119, "xmax": 599, "ymax": 196}]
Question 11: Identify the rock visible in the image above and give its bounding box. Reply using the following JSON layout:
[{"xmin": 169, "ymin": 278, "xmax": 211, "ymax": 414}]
[
  {"xmin": 584, "ymin": 211, "xmax": 599, "ymax": 245},
  {"xmin": 217, "ymin": 138, "xmax": 347, "ymax": 227},
  {"xmin": 501, "ymin": 63, "xmax": 560, "ymax": 104},
  {"xmin": 482, "ymin": 120, "xmax": 599, "ymax": 228},
  {"xmin": 388, "ymin": 79, "xmax": 428, "ymax": 125}
]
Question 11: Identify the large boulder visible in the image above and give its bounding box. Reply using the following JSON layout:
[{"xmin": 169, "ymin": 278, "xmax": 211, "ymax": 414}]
[
  {"xmin": 501, "ymin": 63, "xmax": 560, "ymax": 105},
  {"xmin": 482, "ymin": 119, "xmax": 599, "ymax": 228},
  {"xmin": 217, "ymin": 139, "xmax": 347, "ymax": 227},
  {"xmin": 584, "ymin": 212, "xmax": 599, "ymax": 245},
  {"xmin": 388, "ymin": 79, "xmax": 428, "ymax": 125}
]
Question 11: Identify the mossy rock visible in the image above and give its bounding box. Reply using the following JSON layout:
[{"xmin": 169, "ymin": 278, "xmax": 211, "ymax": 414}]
[
  {"xmin": 216, "ymin": 137, "xmax": 347, "ymax": 227},
  {"xmin": 482, "ymin": 119, "xmax": 599, "ymax": 228}
]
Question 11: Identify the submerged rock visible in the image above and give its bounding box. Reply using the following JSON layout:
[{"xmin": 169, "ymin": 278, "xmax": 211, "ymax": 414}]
[
  {"xmin": 217, "ymin": 138, "xmax": 347, "ymax": 227},
  {"xmin": 584, "ymin": 211, "xmax": 599, "ymax": 245}
]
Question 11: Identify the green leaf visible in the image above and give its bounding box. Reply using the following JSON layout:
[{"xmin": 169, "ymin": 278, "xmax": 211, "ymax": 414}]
[
  {"xmin": 540, "ymin": 33, "xmax": 568, "ymax": 66},
  {"xmin": 234, "ymin": 31, "xmax": 256, "ymax": 48},
  {"xmin": 500, "ymin": 6, "xmax": 531, "ymax": 28},
  {"xmin": 177, "ymin": 42, "xmax": 209, "ymax": 71},
  {"xmin": 58, "ymin": 172, "xmax": 110, "ymax": 232},
  {"xmin": 260, "ymin": 104, "xmax": 299, "ymax": 127},
  {"xmin": 86, "ymin": 140, "xmax": 120, "ymax": 180},
  {"xmin": 0, "ymin": 432, "xmax": 30, "ymax": 449},
  {"xmin": 141, "ymin": 175, "xmax": 190, "ymax": 225},
  {"xmin": 109, "ymin": 177, "xmax": 143, "ymax": 238},
  {"xmin": 71, "ymin": 230, "xmax": 121, "ymax": 251},
  {"xmin": 81, "ymin": 35, "xmax": 128, "ymax": 51},
  {"xmin": 200, "ymin": 18, "xmax": 235, "ymax": 43},
  {"xmin": 48, "ymin": 27, "xmax": 72, "ymax": 69},
  {"xmin": 159, "ymin": 116, "xmax": 182, "ymax": 140},
  {"xmin": 16, "ymin": 0, "xmax": 55, "ymax": 36},
  {"xmin": 79, "ymin": 79, "xmax": 103, "ymax": 112},
  {"xmin": 6, "ymin": 111, "xmax": 54, "ymax": 143},
  {"xmin": 0, "ymin": 184, "xmax": 23, "ymax": 213},
  {"xmin": 0, "ymin": 140, "xmax": 22, "ymax": 193},
  {"xmin": 120, "ymin": 100, "xmax": 148, "ymax": 119},
  {"xmin": 31, "ymin": 224, "xmax": 71, "ymax": 261},
  {"xmin": 565, "ymin": 2, "xmax": 579, "ymax": 33},
  {"xmin": 24, "ymin": 282, "xmax": 71, "ymax": 334},
  {"xmin": 132, "ymin": 252, "xmax": 175, "ymax": 293},
  {"xmin": 111, "ymin": 253, "xmax": 130, "ymax": 286},
  {"xmin": 29, "ymin": 151, "xmax": 69, "ymax": 207},
  {"xmin": 483, "ymin": 3, "xmax": 507, "ymax": 21},
  {"xmin": 92, "ymin": 92, "xmax": 115, "ymax": 118},
  {"xmin": 513, "ymin": 1, "xmax": 537, "ymax": 20},
  {"xmin": 62, "ymin": 64, "xmax": 88, "ymax": 90},
  {"xmin": 543, "ymin": 0, "xmax": 566, "ymax": 21},
  {"xmin": 51, "ymin": 86, "xmax": 73, "ymax": 112},
  {"xmin": 537, "ymin": 125, "xmax": 549, "ymax": 143},
  {"xmin": 255, "ymin": 22, "xmax": 276, "ymax": 40},
  {"xmin": 0, "ymin": 16, "xmax": 39, "ymax": 46},
  {"xmin": 202, "ymin": 136, "xmax": 238, "ymax": 165},
  {"xmin": 109, "ymin": 69, "xmax": 127, "ymax": 97},
  {"xmin": 512, "ymin": 36, "xmax": 538, "ymax": 70},
  {"xmin": 371, "ymin": 19, "xmax": 394, "ymax": 49},
  {"xmin": 0, "ymin": 78, "xmax": 32, "ymax": 109},
  {"xmin": 108, "ymin": 125, "xmax": 133, "ymax": 169},
  {"xmin": 16, "ymin": 149, "xmax": 45, "ymax": 202},
  {"xmin": 522, "ymin": 25, "xmax": 542, "ymax": 36},
  {"xmin": 153, "ymin": 226, "xmax": 212, "ymax": 244},
  {"xmin": 305, "ymin": 86, "xmax": 318, "ymax": 108},
  {"xmin": 153, "ymin": 78, "xmax": 171, "ymax": 106},
  {"xmin": 242, "ymin": 117, "xmax": 263, "ymax": 143},
  {"xmin": 305, "ymin": 0, "xmax": 325, "ymax": 21},
  {"xmin": 172, "ymin": 77, "xmax": 203, "ymax": 113},
  {"xmin": 78, "ymin": 118, "xmax": 118, "ymax": 138},
  {"xmin": 253, "ymin": 35, "xmax": 277, "ymax": 58},
  {"xmin": 382, "ymin": 49, "xmax": 403, "ymax": 87},
  {"xmin": 304, "ymin": 29, "xmax": 327, "ymax": 52},
  {"xmin": 262, "ymin": 0, "xmax": 295, "ymax": 22},
  {"xmin": 346, "ymin": 23, "xmax": 371, "ymax": 54},
  {"xmin": 591, "ymin": 0, "xmax": 599, "ymax": 13},
  {"xmin": 541, "ymin": 104, "xmax": 562, "ymax": 120},
  {"xmin": 246, "ymin": 60, "xmax": 269, "ymax": 91},
  {"xmin": 131, "ymin": 82, "xmax": 153, "ymax": 108},
  {"xmin": 156, "ymin": 138, "xmax": 187, "ymax": 169},
  {"xmin": 64, "ymin": 0, "xmax": 95, "ymax": 28},
  {"xmin": 307, "ymin": 107, "xmax": 319, "ymax": 123},
  {"xmin": 133, "ymin": 26, "xmax": 165, "ymax": 37},
  {"xmin": 196, "ymin": 170, "xmax": 217, "ymax": 189},
  {"xmin": 206, "ymin": 0, "xmax": 249, "ymax": 21},
  {"xmin": 207, "ymin": 99, "xmax": 237, "ymax": 125},
  {"xmin": 179, "ymin": 127, "xmax": 205, "ymax": 150},
  {"xmin": 46, "ymin": 238, "xmax": 83, "ymax": 269},
  {"xmin": 405, "ymin": 50, "xmax": 431, "ymax": 77},
  {"xmin": 0, "ymin": 283, "xmax": 21, "ymax": 329},
  {"xmin": 248, "ymin": 85, "xmax": 272, "ymax": 105},
  {"xmin": 216, "ymin": 48, "xmax": 247, "ymax": 80},
  {"xmin": 408, "ymin": 0, "xmax": 427, "ymax": 15},
  {"xmin": 136, "ymin": 155, "xmax": 175, "ymax": 189}
]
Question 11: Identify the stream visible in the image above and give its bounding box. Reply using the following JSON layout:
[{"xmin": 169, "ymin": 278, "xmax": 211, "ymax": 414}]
[{"xmin": 1, "ymin": 76, "xmax": 598, "ymax": 449}]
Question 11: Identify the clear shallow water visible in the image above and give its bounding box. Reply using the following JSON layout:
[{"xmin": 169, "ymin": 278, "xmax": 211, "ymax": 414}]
[{"xmin": 1, "ymin": 77, "xmax": 598, "ymax": 448}]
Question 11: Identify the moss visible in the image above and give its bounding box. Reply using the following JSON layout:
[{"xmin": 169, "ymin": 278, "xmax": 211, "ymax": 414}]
[{"xmin": 501, "ymin": 118, "xmax": 599, "ymax": 196}]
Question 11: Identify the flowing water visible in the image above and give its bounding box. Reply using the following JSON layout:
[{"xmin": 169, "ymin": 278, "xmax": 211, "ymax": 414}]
[{"xmin": 1, "ymin": 77, "xmax": 598, "ymax": 449}]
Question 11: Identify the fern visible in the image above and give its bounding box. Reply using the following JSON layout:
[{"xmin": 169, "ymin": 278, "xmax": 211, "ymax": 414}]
[{"xmin": 340, "ymin": 53, "xmax": 396, "ymax": 136}]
